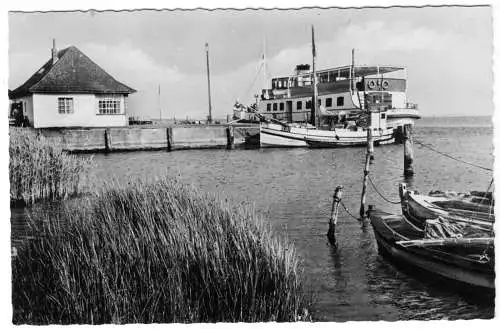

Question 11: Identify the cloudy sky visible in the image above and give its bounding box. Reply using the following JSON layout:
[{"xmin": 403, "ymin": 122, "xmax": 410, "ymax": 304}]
[{"xmin": 9, "ymin": 6, "xmax": 493, "ymax": 119}]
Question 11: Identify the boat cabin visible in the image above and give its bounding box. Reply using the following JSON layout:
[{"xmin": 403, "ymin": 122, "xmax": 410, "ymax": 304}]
[{"xmin": 258, "ymin": 64, "xmax": 411, "ymax": 124}]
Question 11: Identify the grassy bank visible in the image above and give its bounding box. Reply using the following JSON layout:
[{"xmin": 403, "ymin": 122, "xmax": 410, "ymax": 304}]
[
  {"xmin": 9, "ymin": 128, "xmax": 91, "ymax": 205},
  {"xmin": 12, "ymin": 178, "xmax": 311, "ymax": 324}
]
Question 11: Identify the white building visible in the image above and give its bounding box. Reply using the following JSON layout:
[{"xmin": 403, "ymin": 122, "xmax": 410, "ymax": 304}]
[{"xmin": 9, "ymin": 41, "xmax": 136, "ymax": 128}]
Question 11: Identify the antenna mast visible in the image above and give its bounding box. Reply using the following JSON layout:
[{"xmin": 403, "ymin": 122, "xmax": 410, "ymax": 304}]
[
  {"xmin": 311, "ymin": 25, "xmax": 319, "ymax": 127},
  {"xmin": 205, "ymin": 42, "xmax": 213, "ymax": 124}
]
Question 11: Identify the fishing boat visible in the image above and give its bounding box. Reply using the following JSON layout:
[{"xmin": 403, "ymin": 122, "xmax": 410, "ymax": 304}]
[
  {"xmin": 369, "ymin": 208, "xmax": 495, "ymax": 290},
  {"xmin": 399, "ymin": 183, "xmax": 494, "ymax": 231},
  {"xmin": 260, "ymin": 108, "xmax": 394, "ymax": 148}
]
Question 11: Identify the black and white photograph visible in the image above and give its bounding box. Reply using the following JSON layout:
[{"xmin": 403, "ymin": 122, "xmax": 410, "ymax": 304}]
[{"xmin": 4, "ymin": 0, "xmax": 497, "ymax": 325}]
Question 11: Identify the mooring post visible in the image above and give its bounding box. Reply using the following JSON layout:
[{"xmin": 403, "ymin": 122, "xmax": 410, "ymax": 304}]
[
  {"xmin": 166, "ymin": 127, "xmax": 173, "ymax": 151},
  {"xmin": 403, "ymin": 124, "xmax": 415, "ymax": 177},
  {"xmin": 359, "ymin": 126, "xmax": 374, "ymax": 219},
  {"xmin": 328, "ymin": 185, "xmax": 343, "ymax": 245},
  {"xmin": 226, "ymin": 126, "xmax": 234, "ymax": 150},
  {"xmin": 104, "ymin": 128, "xmax": 112, "ymax": 153},
  {"xmin": 367, "ymin": 127, "xmax": 374, "ymax": 164}
]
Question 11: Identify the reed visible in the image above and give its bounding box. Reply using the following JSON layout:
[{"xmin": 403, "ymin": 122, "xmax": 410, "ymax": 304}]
[
  {"xmin": 12, "ymin": 177, "xmax": 311, "ymax": 324},
  {"xmin": 9, "ymin": 128, "xmax": 91, "ymax": 205}
]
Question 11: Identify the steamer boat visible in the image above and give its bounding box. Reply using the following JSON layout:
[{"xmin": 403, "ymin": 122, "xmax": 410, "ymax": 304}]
[{"xmin": 239, "ymin": 27, "xmax": 420, "ymax": 148}]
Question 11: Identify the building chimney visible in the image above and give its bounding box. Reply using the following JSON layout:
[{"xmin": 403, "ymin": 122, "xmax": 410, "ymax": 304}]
[{"xmin": 51, "ymin": 39, "xmax": 58, "ymax": 64}]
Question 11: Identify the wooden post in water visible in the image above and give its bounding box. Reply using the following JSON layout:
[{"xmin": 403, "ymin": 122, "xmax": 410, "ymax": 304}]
[
  {"xmin": 166, "ymin": 127, "xmax": 173, "ymax": 151},
  {"xmin": 226, "ymin": 126, "xmax": 234, "ymax": 150},
  {"xmin": 359, "ymin": 122, "xmax": 374, "ymax": 219},
  {"xmin": 403, "ymin": 124, "xmax": 415, "ymax": 177},
  {"xmin": 105, "ymin": 128, "xmax": 112, "ymax": 153},
  {"xmin": 328, "ymin": 186, "xmax": 343, "ymax": 245}
]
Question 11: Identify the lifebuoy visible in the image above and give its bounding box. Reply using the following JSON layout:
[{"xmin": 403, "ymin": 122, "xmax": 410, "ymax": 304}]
[
  {"xmin": 368, "ymin": 80, "xmax": 376, "ymax": 89},
  {"xmin": 382, "ymin": 80, "xmax": 389, "ymax": 89}
]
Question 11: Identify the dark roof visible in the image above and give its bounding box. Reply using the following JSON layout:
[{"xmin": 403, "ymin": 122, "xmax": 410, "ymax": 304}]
[{"xmin": 10, "ymin": 46, "xmax": 136, "ymax": 99}]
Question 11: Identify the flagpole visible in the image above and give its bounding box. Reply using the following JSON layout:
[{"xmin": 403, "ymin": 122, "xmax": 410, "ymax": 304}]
[
  {"xmin": 312, "ymin": 25, "xmax": 319, "ymax": 127},
  {"xmin": 205, "ymin": 42, "xmax": 213, "ymax": 124}
]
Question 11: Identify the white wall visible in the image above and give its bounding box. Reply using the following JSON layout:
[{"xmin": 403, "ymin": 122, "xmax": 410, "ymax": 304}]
[
  {"xmin": 33, "ymin": 93, "xmax": 128, "ymax": 128},
  {"xmin": 391, "ymin": 92, "xmax": 407, "ymax": 109}
]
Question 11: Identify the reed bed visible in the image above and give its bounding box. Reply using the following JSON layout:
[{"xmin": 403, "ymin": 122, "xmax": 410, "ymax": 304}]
[
  {"xmin": 12, "ymin": 177, "xmax": 311, "ymax": 324},
  {"xmin": 9, "ymin": 128, "xmax": 92, "ymax": 205}
]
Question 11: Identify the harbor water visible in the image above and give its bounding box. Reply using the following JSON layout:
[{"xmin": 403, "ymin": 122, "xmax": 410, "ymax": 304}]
[{"xmin": 11, "ymin": 116, "xmax": 494, "ymax": 321}]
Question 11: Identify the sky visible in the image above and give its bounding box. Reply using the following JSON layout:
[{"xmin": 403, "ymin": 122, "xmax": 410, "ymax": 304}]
[{"xmin": 8, "ymin": 6, "xmax": 494, "ymax": 119}]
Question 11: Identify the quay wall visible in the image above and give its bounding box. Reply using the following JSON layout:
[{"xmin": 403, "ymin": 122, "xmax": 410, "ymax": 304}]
[
  {"xmin": 37, "ymin": 125, "xmax": 259, "ymax": 152},
  {"xmin": 39, "ymin": 128, "xmax": 107, "ymax": 152},
  {"xmin": 171, "ymin": 126, "xmax": 228, "ymax": 150},
  {"xmin": 108, "ymin": 127, "xmax": 168, "ymax": 151}
]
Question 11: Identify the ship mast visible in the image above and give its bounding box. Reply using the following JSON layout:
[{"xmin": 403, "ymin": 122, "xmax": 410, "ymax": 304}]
[
  {"xmin": 311, "ymin": 25, "xmax": 319, "ymax": 127},
  {"xmin": 205, "ymin": 42, "xmax": 213, "ymax": 124}
]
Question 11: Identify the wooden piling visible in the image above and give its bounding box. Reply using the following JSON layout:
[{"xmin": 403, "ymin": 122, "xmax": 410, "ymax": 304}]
[
  {"xmin": 403, "ymin": 124, "xmax": 415, "ymax": 177},
  {"xmin": 367, "ymin": 128, "xmax": 374, "ymax": 164},
  {"xmin": 359, "ymin": 127, "xmax": 374, "ymax": 219},
  {"xmin": 328, "ymin": 186, "xmax": 343, "ymax": 245},
  {"xmin": 226, "ymin": 126, "xmax": 234, "ymax": 150},
  {"xmin": 166, "ymin": 127, "xmax": 173, "ymax": 151},
  {"xmin": 104, "ymin": 128, "xmax": 112, "ymax": 152}
]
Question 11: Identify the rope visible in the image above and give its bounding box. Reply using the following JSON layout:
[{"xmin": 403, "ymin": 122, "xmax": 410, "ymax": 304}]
[
  {"xmin": 413, "ymin": 139, "xmax": 493, "ymax": 172},
  {"xmin": 368, "ymin": 175, "xmax": 401, "ymax": 204},
  {"xmin": 340, "ymin": 200, "xmax": 359, "ymax": 220},
  {"xmin": 244, "ymin": 61, "xmax": 265, "ymax": 101}
]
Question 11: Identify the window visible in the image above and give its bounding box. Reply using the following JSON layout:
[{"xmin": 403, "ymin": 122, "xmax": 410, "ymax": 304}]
[
  {"xmin": 318, "ymin": 99, "xmax": 321, "ymax": 106},
  {"xmin": 279, "ymin": 103, "xmax": 284, "ymax": 111},
  {"xmin": 267, "ymin": 104, "xmax": 271, "ymax": 112},
  {"xmin": 326, "ymin": 98, "xmax": 332, "ymax": 107},
  {"xmin": 97, "ymin": 95, "xmax": 122, "ymax": 114},
  {"xmin": 58, "ymin": 97, "xmax": 74, "ymax": 114},
  {"xmin": 381, "ymin": 113, "xmax": 386, "ymax": 119},
  {"xmin": 273, "ymin": 103, "xmax": 278, "ymax": 111},
  {"xmin": 297, "ymin": 101, "xmax": 302, "ymax": 110},
  {"xmin": 306, "ymin": 100, "xmax": 312, "ymax": 109},
  {"xmin": 337, "ymin": 96, "xmax": 344, "ymax": 107}
]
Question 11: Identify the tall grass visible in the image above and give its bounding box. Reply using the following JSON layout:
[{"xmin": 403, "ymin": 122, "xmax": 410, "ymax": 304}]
[
  {"xmin": 9, "ymin": 128, "xmax": 91, "ymax": 205},
  {"xmin": 12, "ymin": 178, "xmax": 311, "ymax": 324}
]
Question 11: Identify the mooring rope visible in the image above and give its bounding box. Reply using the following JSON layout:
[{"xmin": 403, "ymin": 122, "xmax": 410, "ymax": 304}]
[
  {"xmin": 413, "ymin": 139, "xmax": 493, "ymax": 172},
  {"xmin": 368, "ymin": 175, "xmax": 401, "ymax": 204},
  {"xmin": 340, "ymin": 200, "xmax": 359, "ymax": 220}
]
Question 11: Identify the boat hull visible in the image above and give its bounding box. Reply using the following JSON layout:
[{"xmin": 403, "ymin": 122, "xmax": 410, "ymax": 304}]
[
  {"xmin": 260, "ymin": 122, "xmax": 395, "ymax": 148},
  {"xmin": 370, "ymin": 210, "xmax": 495, "ymax": 290},
  {"xmin": 400, "ymin": 187, "xmax": 495, "ymax": 231}
]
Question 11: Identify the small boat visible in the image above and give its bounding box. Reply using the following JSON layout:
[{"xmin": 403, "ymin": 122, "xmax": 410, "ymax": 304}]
[
  {"xmin": 399, "ymin": 183, "xmax": 494, "ymax": 231},
  {"xmin": 260, "ymin": 103, "xmax": 395, "ymax": 148},
  {"xmin": 369, "ymin": 208, "xmax": 495, "ymax": 290}
]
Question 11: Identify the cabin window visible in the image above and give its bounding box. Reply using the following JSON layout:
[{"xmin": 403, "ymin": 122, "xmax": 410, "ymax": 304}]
[
  {"xmin": 58, "ymin": 97, "xmax": 74, "ymax": 114},
  {"xmin": 279, "ymin": 103, "xmax": 284, "ymax": 111},
  {"xmin": 267, "ymin": 104, "xmax": 271, "ymax": 112},
  {"xmin": 273, "ymin": 103, "xmax": 278, "ymax": 111},
  {"xmin": 297, "ymin": 101, "xmax": 302, "ymax": 110},
  {"xmin": 98, "ymin": 95, "xmax": 122, "ymax": 114},
  {"xmin": 337, "ymin": 96, "xmax": 344, "ymax": 107},
  {"xmin": 326, "ymin": 98, "xmax": 332, "ymax": 107},
  {"xmin": 306, "ymin": 100, "xmax": 312, "ymax": 109}
]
